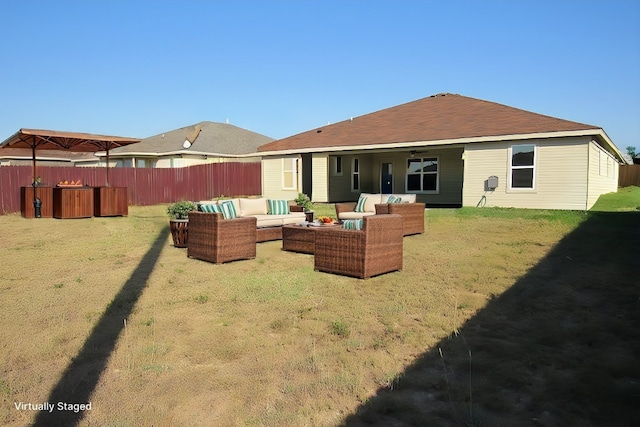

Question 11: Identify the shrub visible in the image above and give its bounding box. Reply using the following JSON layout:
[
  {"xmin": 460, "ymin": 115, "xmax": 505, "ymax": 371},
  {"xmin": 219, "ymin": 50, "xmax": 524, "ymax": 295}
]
[{"xmin": 167, "ymin": 201, "xmax": 197, "ymax": 219}]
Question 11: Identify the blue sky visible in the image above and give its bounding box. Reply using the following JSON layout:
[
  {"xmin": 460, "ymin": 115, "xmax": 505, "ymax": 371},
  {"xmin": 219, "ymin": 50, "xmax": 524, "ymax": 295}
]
[{"xmin": 1, "ymin": 0, "xmax": 638, "ymax": 153}]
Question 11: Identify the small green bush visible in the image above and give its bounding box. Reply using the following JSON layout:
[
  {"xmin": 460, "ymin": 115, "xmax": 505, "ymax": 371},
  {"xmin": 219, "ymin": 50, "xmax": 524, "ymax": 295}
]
[
  {"xmin": 167, "ymin": 201, "xmax": 197, "ymax": 219},
  {"xmin": 294, "ymin": 193, "xmax": 314, "ymax": 211}
]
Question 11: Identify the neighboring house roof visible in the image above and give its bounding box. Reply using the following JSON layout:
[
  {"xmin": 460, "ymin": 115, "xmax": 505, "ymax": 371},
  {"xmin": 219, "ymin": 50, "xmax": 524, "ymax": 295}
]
[
  {"xmin": 258, "ymin": 93, "xmax": 624, "ymax": 162},
  {"xmin": 107, "ymin": 121, "xmax": 274, "ymax": 158}
]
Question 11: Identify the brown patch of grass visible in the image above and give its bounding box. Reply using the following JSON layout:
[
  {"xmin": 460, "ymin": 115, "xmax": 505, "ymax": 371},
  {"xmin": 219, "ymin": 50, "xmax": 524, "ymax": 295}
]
[{"xmin": 0, "ymin": 204, "xmax": 638, "ymax": 426}]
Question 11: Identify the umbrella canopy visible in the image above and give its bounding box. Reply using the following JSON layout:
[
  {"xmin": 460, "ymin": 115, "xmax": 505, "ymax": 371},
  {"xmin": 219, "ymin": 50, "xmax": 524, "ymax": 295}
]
[{"xmin": 0, "ymin": 128, "xmax": 141, "ymax": 186}]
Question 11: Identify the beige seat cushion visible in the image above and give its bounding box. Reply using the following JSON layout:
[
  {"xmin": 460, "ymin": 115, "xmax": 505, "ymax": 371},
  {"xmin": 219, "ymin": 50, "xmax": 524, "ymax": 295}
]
[
  {"xmin": 239, "ymin": 198, "xmax": 268, "ymax": 216},
  {"xmin": 250, "ymin": 213, "xmax": 305, "ymax": 228},
  {"xmin": 358, "ymin": 193, "xmax": 382, "ymax": 212}
]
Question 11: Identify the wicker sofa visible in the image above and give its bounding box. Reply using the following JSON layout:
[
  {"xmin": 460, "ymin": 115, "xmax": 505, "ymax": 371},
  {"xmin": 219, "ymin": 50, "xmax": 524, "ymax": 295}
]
[
  {"xmin": 314, "ymin": 214, "xmax": 403, "ymax": 279},
  {"xmin": 187, "ymin": 211, "xmax": 257, "ymax": 264},
  {"xmin": 198, "ymin": 197, "xmax": 306, "ymax": 242},
  {"xmin": 335, "ymin": 193, "xmax": 425, "ymax": 236}
]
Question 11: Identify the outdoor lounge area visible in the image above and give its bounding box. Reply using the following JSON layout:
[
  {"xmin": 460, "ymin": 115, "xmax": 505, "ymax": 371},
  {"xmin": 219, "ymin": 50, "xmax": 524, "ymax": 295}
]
[{"xmin": 184, "ymin": 195, "xmax": 418, "ymax": 278}]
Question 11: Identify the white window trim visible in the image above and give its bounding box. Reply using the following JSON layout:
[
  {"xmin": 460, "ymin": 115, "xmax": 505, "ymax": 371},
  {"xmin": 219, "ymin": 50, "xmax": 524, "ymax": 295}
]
[
  {"xmin": 508, "ymin": 144, "xmax": 537, "ymax": 191},
  {"xmin": 282, "ymin": 157, "xmax": 298, "ymax": 190},
  {"xmin": 405, "ymin": 156, "xmax": 439, "ymax": 194},
  {"xmin": 351, "ymin": 157, "xmax": 360, "ymax": 192}
]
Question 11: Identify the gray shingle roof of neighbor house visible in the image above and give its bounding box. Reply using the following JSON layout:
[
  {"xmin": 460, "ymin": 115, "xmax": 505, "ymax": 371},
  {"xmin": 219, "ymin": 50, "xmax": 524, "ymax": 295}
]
[
  {"xmin": 109, "ymin": 121, "xmax": 274, "ymax": 157},
  {"xmin": 257, "ymin": 93, "xmax": 624, "ymax": 161}
]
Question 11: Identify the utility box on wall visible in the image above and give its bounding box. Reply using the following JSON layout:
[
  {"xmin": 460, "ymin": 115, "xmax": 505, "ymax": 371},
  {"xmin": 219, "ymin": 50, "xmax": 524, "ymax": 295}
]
[{"xmin": 487, "ymin": 176, "xmax": 499, "ymax": 190}]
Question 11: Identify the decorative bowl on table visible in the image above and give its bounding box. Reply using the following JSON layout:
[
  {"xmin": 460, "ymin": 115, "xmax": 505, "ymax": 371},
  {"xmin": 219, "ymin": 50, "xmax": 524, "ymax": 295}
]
[
  {"xmin": 56, "ymin": 180, "xmax": 84, "ymax": 188},
  {"xmin": 316, "ymin": 216, "xmax": 337, "ymax": 225}
]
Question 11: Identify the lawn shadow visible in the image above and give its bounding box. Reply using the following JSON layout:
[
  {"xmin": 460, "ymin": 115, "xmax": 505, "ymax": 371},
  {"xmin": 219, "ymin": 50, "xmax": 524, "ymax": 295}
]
[
  {"xmin": 32, "ymin": 225, "xmax": 169, "ymax": 427},
  {"xmin": 343, "ymin": 212, "xmax": 640, "ymax": 426}
]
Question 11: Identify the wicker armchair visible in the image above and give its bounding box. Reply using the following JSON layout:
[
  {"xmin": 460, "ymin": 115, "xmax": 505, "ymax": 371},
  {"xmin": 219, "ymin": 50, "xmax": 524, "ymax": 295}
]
[
  {"xmin": 375, "ymin": 202, "xmax": 426, "ymax": 236},
  {"xmin": 314, "ymin": 214, "xmax": 403, "ymax": 279},
  {"xmin": 187, "ymin": 211, "xmax": 257, "ymax": 264}
]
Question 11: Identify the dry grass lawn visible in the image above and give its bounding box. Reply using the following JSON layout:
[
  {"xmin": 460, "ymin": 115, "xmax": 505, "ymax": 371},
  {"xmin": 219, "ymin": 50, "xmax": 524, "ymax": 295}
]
[{"xmin": 1, "ymin": 192, "xmax": 638, "ymax": 426}]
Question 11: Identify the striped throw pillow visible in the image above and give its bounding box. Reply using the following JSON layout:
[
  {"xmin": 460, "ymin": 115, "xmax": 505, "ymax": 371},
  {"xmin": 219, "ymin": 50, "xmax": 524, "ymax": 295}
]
[
  {"xmin": 199, "ymin": 203, "xmax": 217, "ymax": 213},
  {"xmin": 387, "ymin": 195, "xmax": 402, "ymax": 204},
  {"xmin": 203, "ymin": 204, "xmax": 225, "ymax": 216},
  {"xmin": 342, "ymin": 219, "xmax": 364, "ymax": 230},
  {"xmin": 219, "ymin": 200, "xmax": 237, "ymax": 219},
  {"xmin": 354, "ymin": 196, "xmax": 367, "ymax": 212},
  {"xmin": 267, "ymin": 199, "xmax": 290, "ymax": 215}
]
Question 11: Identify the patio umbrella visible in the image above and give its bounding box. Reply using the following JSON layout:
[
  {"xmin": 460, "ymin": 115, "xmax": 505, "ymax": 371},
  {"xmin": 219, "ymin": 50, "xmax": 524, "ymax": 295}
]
[{"xmin": 0, "ymin": 128, "xmax": 141, "ymax": 186}]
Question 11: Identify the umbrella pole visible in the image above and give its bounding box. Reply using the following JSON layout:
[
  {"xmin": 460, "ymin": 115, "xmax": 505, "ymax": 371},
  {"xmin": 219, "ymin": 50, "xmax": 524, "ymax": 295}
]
[
  {"xmin": 31, "ymin": 145, "xmax": 37, "ymax": 187},
  {"xmin": 105, "ymin": 149, "xmax": 110, "ymax": 187},
  {"xmin": 31, "ymin": 145, "xmax": 42, "ymax": 218}
]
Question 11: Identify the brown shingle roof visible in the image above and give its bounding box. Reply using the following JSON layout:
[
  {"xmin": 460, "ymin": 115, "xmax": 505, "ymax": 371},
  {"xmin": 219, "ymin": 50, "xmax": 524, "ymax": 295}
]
[{"xmin": 258, "ymin": 93, "xmax": 600, "ymax": 152}]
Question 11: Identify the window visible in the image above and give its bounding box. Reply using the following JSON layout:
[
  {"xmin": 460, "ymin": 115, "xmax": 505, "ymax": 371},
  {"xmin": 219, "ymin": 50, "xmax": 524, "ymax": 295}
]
[
  {"xmin": 599, "ymin": 150, "xmax": 613, "ymax": 178},
  {"xmin": 351, "ymin": 158, "xmax": 360, "ymax": 191},
  {"xmin": 136, "ymin": 158, "xmax": 157, "ymax": 168},
  {"xmin": 282, "ymin": 158, "xmax": 298, "ymax": 190},
  {"xmin": 332, "ymin": 156, "xmax": 343, "ymax": 176},
  {"xmin": 510, "ymin": 144, "xmax": 535, "ymax": 189},
  {"xmin": 406, "ymin": 157, "xmax": 438, "ymax": 192}
]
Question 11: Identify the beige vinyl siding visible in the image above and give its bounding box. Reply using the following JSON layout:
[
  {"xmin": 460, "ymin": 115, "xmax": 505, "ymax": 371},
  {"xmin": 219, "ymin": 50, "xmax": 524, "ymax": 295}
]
[
  {"xmin": 463, "ymin": 137, "xmax": 591, "ymax": 210},
  {"xmin": 586, "ymin": 140, "xmax": 619, "ymax": 209},
  {"xmin": 311, "ymin": 154, "xmax": 329, "ymax": 202},
  {"xmin": 261, "ymin": 155, "xmax": 301, "ymax": 200}
]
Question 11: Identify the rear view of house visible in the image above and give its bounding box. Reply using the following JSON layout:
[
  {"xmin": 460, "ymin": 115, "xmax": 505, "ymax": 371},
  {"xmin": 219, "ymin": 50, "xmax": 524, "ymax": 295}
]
[{"xmin": 258, "ymin": 93, "xmax": 624, "ymax": 210}]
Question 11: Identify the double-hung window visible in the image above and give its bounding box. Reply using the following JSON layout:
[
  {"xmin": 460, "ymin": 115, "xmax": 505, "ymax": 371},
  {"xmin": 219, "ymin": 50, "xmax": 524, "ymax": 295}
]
[
  {"xmin": 282, "ymin": 158, "xmax": 298, "ymax": 190},
  {"xmin": 406, "ymin": 157, "xmax": 438, "ymax": 192},
  {"xmin": 510, "ymin": 144, "xmax": 536, "ymax": 189}
]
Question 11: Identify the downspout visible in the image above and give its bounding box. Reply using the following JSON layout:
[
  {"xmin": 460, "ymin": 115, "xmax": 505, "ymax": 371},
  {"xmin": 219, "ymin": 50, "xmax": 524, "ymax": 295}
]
[
  {"xmin": 461, "ymin": 147, "xmax": 467, "ymax": 207},
  {"xmin": 585, "ymin": 140, "xmax": 591, "ymax": 211}
]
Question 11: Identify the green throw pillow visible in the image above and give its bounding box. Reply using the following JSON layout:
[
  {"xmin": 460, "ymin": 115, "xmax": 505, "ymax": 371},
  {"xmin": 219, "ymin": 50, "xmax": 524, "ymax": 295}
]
[
  {"xmin": 342, "ymin": 219, "xmax": 364, "ymax": 230},
  {"xmin": 199, "ymin": 203, "xmax": 217, "ymax": 213},
  {"xmin": 354, "ymin": 196, "xmax": 368, "ymax": 213},
  {"xmin": 219, "ymin": 201, "xmax": 237, "ymax": 219},
  {"xmin": 267, "ymin": 199, "xmax": 290, "ymax": 215},
  {"xmin": 203, "ymin": 204, "xmax": 225, "ymax": 216}
]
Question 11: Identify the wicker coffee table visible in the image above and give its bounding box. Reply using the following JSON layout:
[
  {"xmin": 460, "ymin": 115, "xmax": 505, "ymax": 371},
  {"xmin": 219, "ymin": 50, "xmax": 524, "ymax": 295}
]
[{"xmin": 282, "ymin": 224, "xmax": 340, "ymax": 254}]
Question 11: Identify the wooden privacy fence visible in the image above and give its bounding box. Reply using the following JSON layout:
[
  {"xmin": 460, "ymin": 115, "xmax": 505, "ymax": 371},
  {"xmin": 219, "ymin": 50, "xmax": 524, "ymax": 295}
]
[
  {"xmin": 619, "ymin": 165, "xmax": 640, "ymax": 188},
  {"xmin": 0, "ymin": 162, "xmax": 261, "ymax": 214}
]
